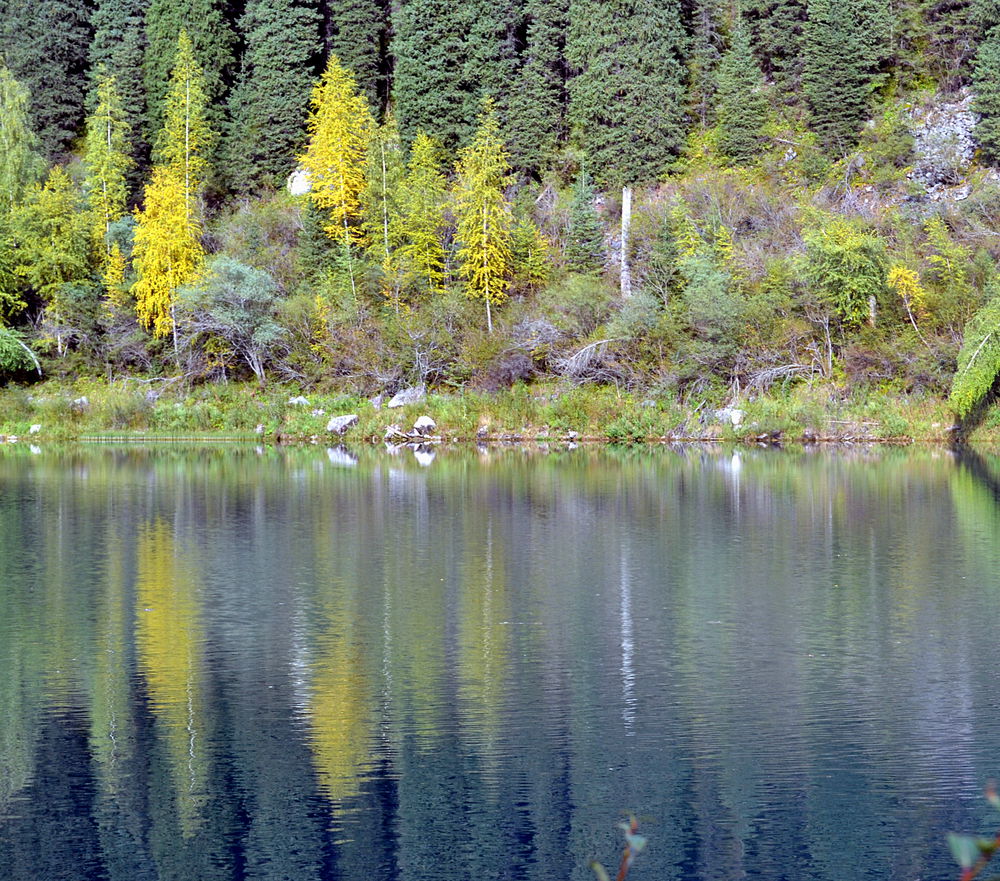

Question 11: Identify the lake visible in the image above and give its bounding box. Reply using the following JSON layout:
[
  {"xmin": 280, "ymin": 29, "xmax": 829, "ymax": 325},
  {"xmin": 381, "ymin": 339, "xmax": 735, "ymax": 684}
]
[{"xmin": 2, "ymin": 443, "xmax": 1000, "ymax": 881}]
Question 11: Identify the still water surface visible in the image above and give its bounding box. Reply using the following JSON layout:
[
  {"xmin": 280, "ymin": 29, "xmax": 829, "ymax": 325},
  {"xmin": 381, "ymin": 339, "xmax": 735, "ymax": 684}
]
[{"xmin": 2, "ymin": 444, "xmax": 1000, "ymax": 881}]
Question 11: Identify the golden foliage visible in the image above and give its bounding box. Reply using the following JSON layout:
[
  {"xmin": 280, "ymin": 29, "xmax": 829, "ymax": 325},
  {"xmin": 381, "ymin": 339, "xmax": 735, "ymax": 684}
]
[{"xmin": 132, "ymin": 166, "xmax": 205, "ymax": 337}]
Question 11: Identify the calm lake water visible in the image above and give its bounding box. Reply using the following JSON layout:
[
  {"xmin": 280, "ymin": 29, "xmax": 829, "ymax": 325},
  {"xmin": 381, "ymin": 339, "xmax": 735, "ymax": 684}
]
[{"xmin": 3, "ymin": 443, "xmax": 1000, "ymax": 881}]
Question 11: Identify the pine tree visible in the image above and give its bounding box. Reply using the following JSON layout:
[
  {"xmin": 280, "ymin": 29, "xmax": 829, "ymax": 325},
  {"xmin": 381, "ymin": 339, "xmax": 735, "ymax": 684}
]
[
  {"xmin": 143, "ymin": 0, "xmax": 235, "ymax": 141},
  {"xmin": 0, "ymin": 0, "xmax": 92, "ymax": 159},
  {"xmin": 716, "ymin": 26, "xmax": 769, "ymax": 165},
  {"xmin": 300, "ymin": 54, "xmax": 374, "ymax": 299},
  {"xmin": 321, "ymin": 0, "xmax": 389, "ymax": 109},
  {"xmin": 89, "ymin": 0, "xmax": 148, "ymax": 183},
  {"xmin": 132, "ymin": 165, "xmax": 205, "ymax": 341},
  {"xmin": 506, "ymin": 0, "xmax": 569, "ymax": 175},
  {"xmin": 453, "ymin": 103, "xmax": 514, "ymax": 333},
  {"xmin": 802, "ymin": 0, "xmax": 873, "ymax": 152},
  {"xmin": 687, "ymin": 0, "xmax": 727, "ymax": 127},
  {"xmin": 83, "ymin": 74, "xmax": 133, "ymax": 254},
  {"xmin": 392, "ymin": 0, "xmax": 475, "ymax": 151},
  {"xmin": 0, "ymin": 65, "xmax": 43, "ymax": 216},
  {"xmin": 397, "ymin": 131, "xmax": 448, "ymax": 298},
  {"xmin": 564, "ymin": 168, "xmax": 604, "ymax": 274},
  {"xmin": 567, "ymin": 0, "xmax": 687, "ymax": 188},
  {"xmin": 156, "ymin": 31, "xmax": 213, "ymax": 225},
  {"xmin": 226, "ymin": 0, "xmax": 322, "ymax": 192},
  {"xmin": 463, "ymin": 0, "xmax": 521, "ymax": 133},
  {"xmin": 744, "ymin": 0, "xmax": 807, "ymax": 98},
  {"xmin": 974, "ymin": 26, "xmax": 1000, "ymax": 161}
]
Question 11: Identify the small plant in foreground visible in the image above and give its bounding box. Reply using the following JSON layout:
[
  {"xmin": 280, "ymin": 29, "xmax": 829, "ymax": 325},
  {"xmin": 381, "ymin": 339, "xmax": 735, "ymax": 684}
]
[
  {"xmin": 591, "ymin": 816, "xmax": 646, "ymax": 881},
  {"xmin": 949, "ymin": 782, "xmax": 1000, "ymax": 881}
]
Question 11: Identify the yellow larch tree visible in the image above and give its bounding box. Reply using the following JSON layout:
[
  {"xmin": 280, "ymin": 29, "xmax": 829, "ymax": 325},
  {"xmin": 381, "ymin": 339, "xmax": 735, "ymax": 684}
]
[
  {"xmin": 132, "ymin": 166, "xmax": 204, "ymax": 343},
  {"xmin": 453, "ymin": 103, "xmax": 513, "ymax": 334},
  {"xmin": 299, "ymin": 54, "xmax": 373, "ymax": 299}
]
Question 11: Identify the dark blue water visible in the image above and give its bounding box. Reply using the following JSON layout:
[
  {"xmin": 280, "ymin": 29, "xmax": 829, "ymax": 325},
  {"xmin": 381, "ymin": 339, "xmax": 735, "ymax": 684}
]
[{"xmin": 1, "ymin": 444, "xmax": 999, "ymax": 881}]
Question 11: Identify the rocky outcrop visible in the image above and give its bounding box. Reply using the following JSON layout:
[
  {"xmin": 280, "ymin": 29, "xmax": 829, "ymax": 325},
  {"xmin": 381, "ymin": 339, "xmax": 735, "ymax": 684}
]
[
  {"xmin": 387, "ymin": 386, "xmax": 426, "ymax": 408},
  {"xmin": 326, "ymin": 414, "xmax": 359, "ymax": 434},
  {"xmin": 908, "ymin": 90, "xmax": 977, "ymax": 194}
]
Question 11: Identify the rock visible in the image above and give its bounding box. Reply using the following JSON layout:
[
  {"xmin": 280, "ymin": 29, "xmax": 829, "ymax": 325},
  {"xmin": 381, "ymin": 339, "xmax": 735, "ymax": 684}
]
[
  {"xmin": 29, "ymin": 424, "xmax": 41, "ymax": 434},
  {"xmin": 384, "ymin": 424, "xmax": 403, "ymax": 440},
  {"xmin": 715, "ymin": 407, "xmax": 745, "ymax": 427},
  {"xmin": 255, "ymin": 423, "xmax": 265, "ymax": 435},
  {"xmin": 287, "ymin": 168, "xmax": 312, "ymax": 196},
  {"xmin": 908, "ymin": 90, "xmax": 977, "ymax": 190},
  {"xmin": 311, "ymin": 408, "xmax": 325, "ymax": 417},
  {"xmin": 326, "ymin": 414, "xmax": 359, "ymax": 435},
  {"xmin": 288, "ymin": 395, "xmax": 310, "ymax": 406},
  {"xmin": 387, "ymin": 386, "xmax": 425, "ymax": 408},
  {"xmin": 370, "ymin": 393, "xmax": 384, "ymax": 410},
  {"xmin": 565, "ymin": 430, "xmax": 579, "ymax": 440},
  {"xmin": 71, "ymin": 396, "xmax": 90, "ymax": 413},
  {"xmin": 413, "ymin": 415, "xmax": 436, "ymax": 435},
  {"xmin": 476, "ymin": 426, "xmax": 489, "ymax": 440},
  {"xmin": 641, "ymin": 399, "xmax": 656, "ymax": 408}
]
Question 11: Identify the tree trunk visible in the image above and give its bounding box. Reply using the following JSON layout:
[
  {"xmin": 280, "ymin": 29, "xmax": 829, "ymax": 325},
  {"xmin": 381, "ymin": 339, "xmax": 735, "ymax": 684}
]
[{"xmin": 620, "ymin": 185, "xmax": 632, "ymax": 299}]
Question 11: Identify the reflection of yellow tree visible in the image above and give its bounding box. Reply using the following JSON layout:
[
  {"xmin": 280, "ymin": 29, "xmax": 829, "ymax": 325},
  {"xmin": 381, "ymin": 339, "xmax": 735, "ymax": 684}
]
[
  {"xmin": 457, "ymin": 519, "xmax": 510, "ymax": 788},
  {"xmin": 309, "ymin": 616, "xmax": 372, "ymax": 810},
  {"xmin": 135, "ymin": 519, "xmax": 208, "ymax": 836}
]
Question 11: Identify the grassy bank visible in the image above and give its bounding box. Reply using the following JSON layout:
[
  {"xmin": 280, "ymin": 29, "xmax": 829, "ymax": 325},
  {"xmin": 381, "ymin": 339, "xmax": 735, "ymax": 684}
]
[{"xmin": 0, "ymin": 377, "xmax": 983, "ymax": 446}]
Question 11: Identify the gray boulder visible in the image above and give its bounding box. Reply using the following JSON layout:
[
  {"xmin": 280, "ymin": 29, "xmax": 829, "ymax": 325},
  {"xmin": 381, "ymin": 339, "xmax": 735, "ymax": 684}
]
[
  {"xmin": 326, "ymin": 414, "xmax": 359, "ymax": 435},
  {"xmin": 387, "ymin": 386, "xmax": 425, "ymax": 408},
  {"xmin": 413, "ymin": 415, "xmax": 437, "ymax": 435}
]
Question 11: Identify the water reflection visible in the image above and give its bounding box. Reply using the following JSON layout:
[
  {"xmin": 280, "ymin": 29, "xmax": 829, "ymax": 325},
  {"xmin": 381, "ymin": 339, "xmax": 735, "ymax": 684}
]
[{"xmin": 1, "ymin": 445, "xmax": 1000, "ymax": 880}]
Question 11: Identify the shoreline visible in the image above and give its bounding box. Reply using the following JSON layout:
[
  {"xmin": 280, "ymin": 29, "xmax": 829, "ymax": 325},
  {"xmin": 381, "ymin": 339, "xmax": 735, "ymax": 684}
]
[{"xmin": 1, "ymin": 377, "xmax": 991, "ymax": 448}]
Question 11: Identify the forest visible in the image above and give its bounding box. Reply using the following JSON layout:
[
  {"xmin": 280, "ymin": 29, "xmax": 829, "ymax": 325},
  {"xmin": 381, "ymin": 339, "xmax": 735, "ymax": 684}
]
[{"xmin": 5, "ymin": 0, "xmax": 1000, "ymax": 436}]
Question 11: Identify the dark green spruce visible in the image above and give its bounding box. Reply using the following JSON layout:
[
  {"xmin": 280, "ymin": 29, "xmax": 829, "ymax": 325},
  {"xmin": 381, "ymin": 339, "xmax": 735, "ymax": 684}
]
[
  {"xmin": 743, "ymin": 0, "xmax": 806, "ymax": 99},
  {"xmin": 227, "ymin": 0, "xmax": 322, "ymax": 192},
  {"xmin": 90, "ymin": 0, "xmax": 149, "ymax": 186},
  {"xmin": 567, "ymin": 0, "xmax": 687, "ymax": 188},
  {"xmin": 0, "ymin": 0, "xmax": 92, "ymax": 159},
  {"xmin": 321, "ymin": 0, "xmax": 389, "ymax": 110},
  {"xmin": 143, "ymin": 0, "xmax": 235, "ymax": 141},
  {"xmin": 392, "ymin": 0, "xmax": 474, "ymax": 150},
  {"xmin": 716, "ymin": 25, "xmax": 768, "ymax": 164},
  {"xmin": 974, "ymin": 24, "xmax": 1000, "ymax": 161},
  {"xmin": 506, "ymin": 0, "xmax": 569, "ymax": 176},
  {"xmin": 565, "ymin": 169, "xmax": 604, "ymax": 274}
]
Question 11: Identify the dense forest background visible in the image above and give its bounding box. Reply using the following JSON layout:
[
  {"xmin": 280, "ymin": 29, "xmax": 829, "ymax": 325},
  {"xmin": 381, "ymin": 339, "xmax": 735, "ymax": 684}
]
[{"xmin": 4, "ymin": 0, "xmax": 1000, "ymax": 417}]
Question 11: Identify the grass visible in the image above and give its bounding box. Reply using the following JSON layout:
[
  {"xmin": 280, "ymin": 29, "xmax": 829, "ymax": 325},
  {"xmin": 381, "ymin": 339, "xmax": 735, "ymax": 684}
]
[{"xmin": 0, "ymin": 376, "xmax": 983, "ymax": 446}]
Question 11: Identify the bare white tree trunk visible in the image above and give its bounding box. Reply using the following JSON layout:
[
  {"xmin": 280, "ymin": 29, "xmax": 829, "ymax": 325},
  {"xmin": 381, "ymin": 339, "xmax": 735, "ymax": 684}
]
[{"xmin": 620, "ymin": 185, "xmax": 632, "ymax": 299}]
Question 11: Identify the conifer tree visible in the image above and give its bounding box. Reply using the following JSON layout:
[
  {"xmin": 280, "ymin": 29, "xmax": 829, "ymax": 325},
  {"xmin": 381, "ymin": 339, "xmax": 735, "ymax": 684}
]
[
  {"xmin": 89, "ymin": 0, "xmax": 148, "ymax": 182},
  {"xmin": 156, "ymin": 31, "xmax": 213, "ymax": 225},
  {"xmin": 0, "ymin": 0, "xmax": 92, "ymax": 159},
  {"xmin": 567, "ymin": 0, "xmax": 686, "ymax": 188},
  {"xmin": 0, "ymin": 65, "xmax": 43, "ymax": 216},
  {"xmin": 83, "ymin": 74, "xmax": 133, "ymax": 254},
  {"xmin": 974, "ymin": 26, "xmax": 1000, "ymax": 161},
  {"xmin": 506, "ymin": 0, "xmax": 569, "ymax": 175},
  {"xmin": 744, "ymin": 0, "xmax": 807, "ymax": 97},
  {"xmin": 300, "ymin": 55, "xmax": 374, "ymax": 299},
  {"xmin": 392, "ymin": 0, "xmax": 474, "ymax": 150},
  {"xmin": 463, "ymin": 0, "xmax": 521, "ymax": 132},
  {"xmin": 226, "ymin": 0, "xmax": 322, "ymax": 192},
  {"xmin": 143, "ymin": 0, "xmax": 235, "ymax": 141},
  {"xmin": 322, "ymin": 0, "xmax": 389, "ymax": 109},
  {"xmin": 802, "ymin": 0, "xmax": 872, "ymax": 152},
  {"xmin": 397, "ymin": 131, "xmax": 447, "ymax": 298},
  {"xmin": 453, "ymin": 103, "xmax": 514, "ymax": 333},
  {"xmin": 132, "ymin": 166, "xmax": 204, "ymax": 343},
  {"xmin": 716, "ymin": 27, "xmax": 769, "ymax": 165},
  {"xmin": 687, "ymin": 0, "xmax": 727, "ymax": 127},
  {"xmin": 564, "ymin": 169, "xmax": 604, "ymax": 275}
]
